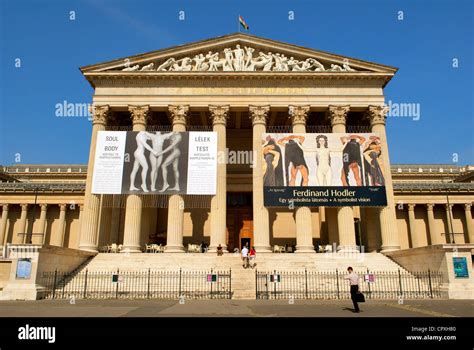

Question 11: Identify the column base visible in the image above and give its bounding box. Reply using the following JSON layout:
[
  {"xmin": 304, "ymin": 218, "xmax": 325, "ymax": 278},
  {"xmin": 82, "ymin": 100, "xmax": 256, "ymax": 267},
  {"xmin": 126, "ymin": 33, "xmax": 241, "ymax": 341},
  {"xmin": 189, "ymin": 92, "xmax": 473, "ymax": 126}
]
[
  {"xmin": 381, "ymin": 245, "xmax": 400, "ymax": 253},
  {"xmin": 255, "ymin": 245, "xmax": 272, "ymax": 253},
  {"xmin": 78, "ymin": 244, "xmax": 98, "ymax": 253},
  {"xmin": 295, "ymin": 246, "xmax": 315, "ymax": 253},
  {"xmin": 165, "ymin": 245, "xmax": 185, "ymax": 253},
  {"xmin": 120, "ymin": 246, "xmax": 142, "ymax": 253}
]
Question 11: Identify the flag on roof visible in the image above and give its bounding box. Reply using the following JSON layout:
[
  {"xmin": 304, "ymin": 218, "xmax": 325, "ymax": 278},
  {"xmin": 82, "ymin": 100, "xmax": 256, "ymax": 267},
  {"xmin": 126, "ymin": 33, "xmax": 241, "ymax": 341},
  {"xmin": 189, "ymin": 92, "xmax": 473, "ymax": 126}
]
[{"xmin": 239, "ymin": 16, "xmax": 249, "ymax": 30}]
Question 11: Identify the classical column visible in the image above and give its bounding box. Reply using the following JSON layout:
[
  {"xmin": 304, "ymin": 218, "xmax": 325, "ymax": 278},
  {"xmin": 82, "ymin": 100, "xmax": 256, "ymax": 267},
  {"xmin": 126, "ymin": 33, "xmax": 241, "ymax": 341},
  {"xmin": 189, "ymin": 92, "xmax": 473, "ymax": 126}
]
[
  {"xmin": 122, "ymin": 105, "xmax": 150, "ymax": 253},
  {"xmin": 328, "ymin": 105, "xmax": 357, "ymax": 253},
  {"xmin": 165, "ymin": 105, "xmax": 189, "ymax": 253},
  {"xmin": 426, "ymin": 204, "xmax": 442, "ymax": 245},
  {"xmin": 35, "ymin": 204, "xmax": 48, "ymax": 245},
  {"xmin": 0, "ymin": 204, "xmax": 9, "ymax": 246},
  {"xmin": 56, "ymin": 204, "xmax": 67, "ymax": 247},
  {"xmin": 464, "ymin": 204, "xmax": 474, "ymax": 244},
  {"xmin": 367, "ymin": 105, "xmax": 400, "ymax": 252},
  {"xmin": 289, "ymin": 105, "xmax": 315, "ymax": 253},
  {"xmin": 99, "ymin": 207, "xmax": 112, "ymax": 247},
  {"xmin": 249, "ymin": 105, "xmax": 271, "ymax": 253},
  {"xmin": 209, "ymin": 105, "xmax": 229, "ymax": 252},
  {"xmin": 444, "ymin": 204, "xmax": 455, "ymax": 243},
  {"xmin": 407, "ymin": 204, "xmax": 420, "ymax": 248},
  {"xmin": 20, "ymin": 204, "xmax": 29, "ymax": 243},
  {"xmin": 79, "ymin": 105, "xmax": 109, "ymax": 252}
]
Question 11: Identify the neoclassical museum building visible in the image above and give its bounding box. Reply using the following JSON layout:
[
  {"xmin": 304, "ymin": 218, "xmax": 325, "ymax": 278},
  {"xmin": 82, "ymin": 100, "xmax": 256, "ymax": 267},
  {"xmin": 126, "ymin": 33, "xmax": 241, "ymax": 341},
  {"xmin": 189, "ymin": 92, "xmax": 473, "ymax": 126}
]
[{"xmin": 0, "ymin": 33, "xmax": 473, "ymax": 255}]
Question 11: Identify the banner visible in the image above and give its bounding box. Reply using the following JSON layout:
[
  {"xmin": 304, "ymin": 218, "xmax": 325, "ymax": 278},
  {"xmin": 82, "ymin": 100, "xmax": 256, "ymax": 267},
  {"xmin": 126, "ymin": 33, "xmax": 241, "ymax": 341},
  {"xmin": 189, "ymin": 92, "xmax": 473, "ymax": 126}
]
[
  {"xmin": 262, "ymin": 133, "xmax": 387, "ymax": 207},
  {"xmin": 92, "ymin": 131, "xmax": 217, "ymax": 195}
]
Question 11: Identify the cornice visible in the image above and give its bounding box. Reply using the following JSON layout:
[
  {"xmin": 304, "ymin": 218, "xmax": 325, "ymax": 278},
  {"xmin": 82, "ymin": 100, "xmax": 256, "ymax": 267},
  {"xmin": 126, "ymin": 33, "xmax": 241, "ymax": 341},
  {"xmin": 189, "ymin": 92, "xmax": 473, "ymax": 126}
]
[{"xmin": 84, "ymin": 71, "xmax": 393, "ymax": 89}]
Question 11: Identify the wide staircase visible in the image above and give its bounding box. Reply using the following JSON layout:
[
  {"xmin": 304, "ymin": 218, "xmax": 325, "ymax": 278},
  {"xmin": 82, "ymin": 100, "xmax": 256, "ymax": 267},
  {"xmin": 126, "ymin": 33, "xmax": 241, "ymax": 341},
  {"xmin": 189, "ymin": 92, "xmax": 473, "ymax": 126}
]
[
  {"xmin": 80, "ymin": 252, "xmax": 409, "ymax": 273},
  {"xmin": 47, "ymin": 252, "xmax": 414, "ymax": 300}
]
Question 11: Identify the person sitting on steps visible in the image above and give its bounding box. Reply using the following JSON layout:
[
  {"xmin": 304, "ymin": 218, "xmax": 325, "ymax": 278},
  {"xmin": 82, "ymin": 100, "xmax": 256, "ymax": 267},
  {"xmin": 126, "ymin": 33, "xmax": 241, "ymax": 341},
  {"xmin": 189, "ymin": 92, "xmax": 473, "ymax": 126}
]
[{"xmin": 216, "ymin": 244, "xmax": 223, "ymax": 256}]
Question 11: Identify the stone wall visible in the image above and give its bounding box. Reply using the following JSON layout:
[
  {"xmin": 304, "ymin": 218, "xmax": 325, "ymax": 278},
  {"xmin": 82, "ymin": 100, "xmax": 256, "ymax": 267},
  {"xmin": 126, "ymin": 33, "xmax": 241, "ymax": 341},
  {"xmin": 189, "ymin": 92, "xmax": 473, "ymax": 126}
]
[
  {"xmin": 385, "ymin": 244, "xmax": 474, "ymax": 299},
  {"xmin": 0, "ymin": 245, "xmax": 95, "ymax": 300}
]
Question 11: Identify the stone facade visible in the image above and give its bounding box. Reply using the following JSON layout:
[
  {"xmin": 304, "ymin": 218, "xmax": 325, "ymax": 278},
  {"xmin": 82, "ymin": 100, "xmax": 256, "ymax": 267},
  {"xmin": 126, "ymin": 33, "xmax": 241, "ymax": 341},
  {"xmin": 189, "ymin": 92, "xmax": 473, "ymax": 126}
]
[{"xmin": 0, "ymin": 34, "xmax": 473, "ymax": 255}]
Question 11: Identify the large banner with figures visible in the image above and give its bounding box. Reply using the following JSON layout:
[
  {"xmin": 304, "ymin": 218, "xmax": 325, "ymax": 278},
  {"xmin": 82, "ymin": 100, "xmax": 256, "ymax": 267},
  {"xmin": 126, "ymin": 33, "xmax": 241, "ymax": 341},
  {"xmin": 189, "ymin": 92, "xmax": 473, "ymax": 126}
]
[
  {"xmin": 263, "ymin": 133, "xmax": 387, "ymax": 207},
  {"xmin": 91, "ymin": 131, "xmax": 217, "ymax": 195}
]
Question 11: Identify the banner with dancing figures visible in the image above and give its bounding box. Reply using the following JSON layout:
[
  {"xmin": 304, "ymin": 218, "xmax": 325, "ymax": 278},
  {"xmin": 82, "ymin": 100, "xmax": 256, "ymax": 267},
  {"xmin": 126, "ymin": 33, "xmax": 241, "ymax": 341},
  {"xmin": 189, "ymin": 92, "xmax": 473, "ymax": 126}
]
[
  {"xmin": 91, "ymin": 131, "xmax": 217, "ymax": 195},
  {"xmin": 262, "ymin": 133, "xmax": 387, "ymax": 207}
]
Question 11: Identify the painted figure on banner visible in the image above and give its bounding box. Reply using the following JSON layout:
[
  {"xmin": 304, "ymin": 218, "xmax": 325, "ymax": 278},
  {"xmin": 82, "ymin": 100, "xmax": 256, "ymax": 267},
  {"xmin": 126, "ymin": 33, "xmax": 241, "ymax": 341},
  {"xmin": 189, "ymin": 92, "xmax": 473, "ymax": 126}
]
[
  {"xmin": 262, "ymin": 136, "xmax": 284, "ymax": 186},
  {"xmin": 314, "ymin": 135, "xmax": 333, "ymax": 186},
  {"xmin": 363, "ymin": 136, "xmax": 384, "ymax": 186},
  {"xmin": 278, "ymin": 135, "xmax": 309, "ymax": 186},
  {"xmin": 340, "ymin": 135, "xmax": 366, "ymax": 186}
]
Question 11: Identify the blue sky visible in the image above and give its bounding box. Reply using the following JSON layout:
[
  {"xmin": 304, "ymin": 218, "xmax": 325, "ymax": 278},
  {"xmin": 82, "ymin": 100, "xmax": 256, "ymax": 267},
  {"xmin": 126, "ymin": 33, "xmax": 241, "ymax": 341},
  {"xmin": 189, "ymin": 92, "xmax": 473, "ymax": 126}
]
[{"xmin": 0, "ymin": 0, "xmax": 472, "ymax": 165}]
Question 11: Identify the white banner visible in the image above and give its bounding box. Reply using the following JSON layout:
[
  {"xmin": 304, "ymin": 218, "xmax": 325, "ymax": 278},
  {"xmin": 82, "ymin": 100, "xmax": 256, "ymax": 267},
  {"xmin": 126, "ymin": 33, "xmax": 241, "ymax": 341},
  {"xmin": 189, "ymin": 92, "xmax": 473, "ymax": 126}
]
[
  {"xmin": 91, "ymin": 131, "xmax": 127, "ymax": 194},
  {"xmin": 91, "ymin": 131, "xmax": 217, "ymax": 195},
  {"xmin": 186, "ymin": 132, "xmax": 217, "ymax": 195}
]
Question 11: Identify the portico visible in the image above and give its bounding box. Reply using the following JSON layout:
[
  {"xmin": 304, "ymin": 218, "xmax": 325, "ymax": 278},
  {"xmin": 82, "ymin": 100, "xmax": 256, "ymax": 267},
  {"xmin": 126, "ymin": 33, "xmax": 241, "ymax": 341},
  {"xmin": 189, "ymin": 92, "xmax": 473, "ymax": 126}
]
[{"xmin": 0, "ymin": 33, "xmax": 472, "ymax": 256}]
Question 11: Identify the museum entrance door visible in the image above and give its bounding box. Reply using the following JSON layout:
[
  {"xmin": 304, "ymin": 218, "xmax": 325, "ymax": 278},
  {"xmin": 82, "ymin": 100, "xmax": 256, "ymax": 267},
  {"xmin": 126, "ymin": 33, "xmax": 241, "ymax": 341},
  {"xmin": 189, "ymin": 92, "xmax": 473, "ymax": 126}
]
[{"xmin": 227, "ymin": 193, "xmax": 253, "ymax": 252}]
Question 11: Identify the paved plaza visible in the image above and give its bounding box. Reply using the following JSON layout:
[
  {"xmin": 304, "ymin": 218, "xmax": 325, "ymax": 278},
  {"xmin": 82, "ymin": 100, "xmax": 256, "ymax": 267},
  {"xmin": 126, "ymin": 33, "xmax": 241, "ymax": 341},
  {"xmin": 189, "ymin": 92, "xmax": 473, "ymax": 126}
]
[{"xmin": 0, "ymin": 299, "xmax": 472, "ymax": 317}]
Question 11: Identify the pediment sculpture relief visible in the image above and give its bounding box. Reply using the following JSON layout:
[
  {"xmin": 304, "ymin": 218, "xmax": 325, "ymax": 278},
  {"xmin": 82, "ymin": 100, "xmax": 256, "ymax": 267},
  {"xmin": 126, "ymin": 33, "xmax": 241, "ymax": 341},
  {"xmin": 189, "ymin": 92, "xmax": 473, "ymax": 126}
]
[{"xmin": 121, "ymin": 44, "xmax": 356, "ymax": 72}]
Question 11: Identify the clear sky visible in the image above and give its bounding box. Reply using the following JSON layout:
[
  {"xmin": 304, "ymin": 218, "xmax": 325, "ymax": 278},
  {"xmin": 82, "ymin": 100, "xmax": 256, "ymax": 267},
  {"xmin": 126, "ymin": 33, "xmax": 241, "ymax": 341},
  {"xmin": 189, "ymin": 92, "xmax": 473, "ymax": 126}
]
[{"xmin": 0, "ymin": 0, "xmax": 472, "ymax": 166}]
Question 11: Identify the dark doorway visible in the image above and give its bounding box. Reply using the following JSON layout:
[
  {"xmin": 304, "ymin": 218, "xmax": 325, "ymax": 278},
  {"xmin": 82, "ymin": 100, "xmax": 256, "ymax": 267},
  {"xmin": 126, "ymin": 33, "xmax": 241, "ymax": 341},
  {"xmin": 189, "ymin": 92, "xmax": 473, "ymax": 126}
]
[
  {"xmin": 227, "ymin": 193, "xmax": 253, "ymax": 251},
  {"xmin": 241, "ymin": 238, "xmax": 251, "ymax": 249}
]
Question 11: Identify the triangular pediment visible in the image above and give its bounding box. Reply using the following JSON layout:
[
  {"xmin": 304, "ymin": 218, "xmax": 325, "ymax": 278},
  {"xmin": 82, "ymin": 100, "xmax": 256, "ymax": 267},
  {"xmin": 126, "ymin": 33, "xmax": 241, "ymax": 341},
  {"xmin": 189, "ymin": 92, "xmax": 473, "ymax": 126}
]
[{"xmin": 81, "ymin": 33, "xmax": 397, "ymax": 75}]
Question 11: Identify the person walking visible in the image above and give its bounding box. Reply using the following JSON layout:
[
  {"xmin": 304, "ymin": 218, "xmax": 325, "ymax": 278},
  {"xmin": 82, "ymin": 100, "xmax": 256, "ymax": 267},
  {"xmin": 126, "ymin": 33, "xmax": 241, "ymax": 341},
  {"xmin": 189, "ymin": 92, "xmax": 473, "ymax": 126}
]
[{"xmin": 344, "ymin": 266, "xmax": 361, "ymax": 313}]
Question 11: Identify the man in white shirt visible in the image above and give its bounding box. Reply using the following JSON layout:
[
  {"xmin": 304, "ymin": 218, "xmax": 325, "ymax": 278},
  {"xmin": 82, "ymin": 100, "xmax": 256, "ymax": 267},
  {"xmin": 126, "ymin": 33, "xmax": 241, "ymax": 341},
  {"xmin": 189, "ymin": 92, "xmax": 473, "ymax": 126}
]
[
  {"xmin": 241, "ymin": 246, "xmax": 249, "ymax": 268},
  {"xmin": 344, "ymin": 266, "xmax": 360, "ymax": 312}
]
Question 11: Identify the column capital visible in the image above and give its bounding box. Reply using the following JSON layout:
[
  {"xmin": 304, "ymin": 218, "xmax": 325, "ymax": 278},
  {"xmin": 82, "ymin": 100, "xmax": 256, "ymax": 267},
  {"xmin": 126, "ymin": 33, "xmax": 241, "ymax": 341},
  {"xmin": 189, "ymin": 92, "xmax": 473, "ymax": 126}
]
[
  {"xmin": 20, "ymin": 204, "xmax": 29, "ymax": 211},
  {"xmin": 445, "ymin": 203, "xmax": 453, "ymax": 210},
  {"xmin": 168, "ymin": 105, "xmax": 189, "ymax": 127},
  {"xmin": 59, "ymin": 204, "xmax": 67, "ymax": 212},
  {"xmin": 128, "ymin": 105, "xmax": 150, "ymax": 127},
  {"xmin": 327, "ymin": 105, "xmax": 350, "ymax": 127},
  {"xmin": 40, "ymin": 204, "xmax": 48, "ymax": 211},
  {"xmin": 289, "ymin": 105, "xmax": 310, "ymax": 126},
  {"xmin": 465, "ymin": 203, "xmax": 472, "ymax": 211},
  {"xmin": 79, "ymin": 204, "xmax": 84, "ymax": 211},
  {"xmin": 408, "ymin": 204, "xmax": 416, "ymax": 211},
  {"xmin": 89, "ymin": 105, "xmax": 110, "ymax": 126},
  {"xmin": 1, "ymin": 204, "xmax": 9, "ymax": 211},
  {"xmin": 367, "ymin": 105, "xmax": 389, "ymax": 127},
  {"xmin": 249, "ymin": 105, "xmax": 270, "ymax": 125},
  {"xmin": 426, "ymin": 203, "xmax": 435, "ymax": 210},
  {"xmin": 209, "ymin": 105, "xmax": 230, "ymax": 126}
]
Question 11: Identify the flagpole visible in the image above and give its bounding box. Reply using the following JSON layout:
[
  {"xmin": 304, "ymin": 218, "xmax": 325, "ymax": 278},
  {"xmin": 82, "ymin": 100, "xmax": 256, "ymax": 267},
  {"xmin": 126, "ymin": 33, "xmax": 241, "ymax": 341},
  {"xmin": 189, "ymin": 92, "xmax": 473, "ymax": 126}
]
[{"xmin": 238, "ymin": 14, "xmax": 240, "ymax": 33}]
